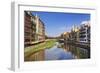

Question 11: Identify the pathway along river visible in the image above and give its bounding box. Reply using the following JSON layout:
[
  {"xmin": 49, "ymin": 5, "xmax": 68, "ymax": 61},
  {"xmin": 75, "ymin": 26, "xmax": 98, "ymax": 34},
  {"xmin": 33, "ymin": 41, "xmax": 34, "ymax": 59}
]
[{"xmin": 28, "ymin": 42, "xmax": 90, "ymax": 61}]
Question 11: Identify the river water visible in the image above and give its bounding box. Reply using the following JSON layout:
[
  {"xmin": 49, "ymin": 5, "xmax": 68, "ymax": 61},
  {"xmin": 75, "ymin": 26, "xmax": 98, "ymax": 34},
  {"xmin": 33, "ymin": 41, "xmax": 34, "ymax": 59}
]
[{"xmin": 28, "ymin": 42, "xmax": 90, "ymax": 61}]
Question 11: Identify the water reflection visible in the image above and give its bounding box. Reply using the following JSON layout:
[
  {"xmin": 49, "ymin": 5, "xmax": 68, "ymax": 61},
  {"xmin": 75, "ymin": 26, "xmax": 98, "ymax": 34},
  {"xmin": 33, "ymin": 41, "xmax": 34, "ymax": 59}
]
[
  {"xmin": 28, "ymin": 42, "xmax": 90, "ymax": 61},
  {"xmin": 45, "ymin": 45, "xmax": 74, "ymax": 60},
  {"xmin": 26, "ymin": 49, "xmax": 45, "ymax": 61},
  {"xmin": 61, "ymin": 43, "xmax": 89, "ymax": 59}
]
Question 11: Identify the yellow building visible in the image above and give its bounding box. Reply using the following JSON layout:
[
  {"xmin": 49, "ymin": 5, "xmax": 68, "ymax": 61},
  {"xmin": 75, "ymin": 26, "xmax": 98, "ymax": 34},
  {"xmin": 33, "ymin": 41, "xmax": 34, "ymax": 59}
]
[
  {"xmin": 62, "ymin": 32, "xmax": 70, "ymax": 40},
  {"xmin": 70, "ymin": 25, "xmax": 80, "ymax": 42},
  {"xmin": 35, "ymin": 14, "xmax": 45, "ymax": 42}
]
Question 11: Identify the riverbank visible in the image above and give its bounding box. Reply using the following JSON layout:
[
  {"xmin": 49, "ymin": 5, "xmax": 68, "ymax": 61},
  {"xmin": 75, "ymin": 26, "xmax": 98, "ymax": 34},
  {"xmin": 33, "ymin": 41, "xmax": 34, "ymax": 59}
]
[{"xmin": 24, "ymin": 39, "xmax": 56, "ymax": 61}]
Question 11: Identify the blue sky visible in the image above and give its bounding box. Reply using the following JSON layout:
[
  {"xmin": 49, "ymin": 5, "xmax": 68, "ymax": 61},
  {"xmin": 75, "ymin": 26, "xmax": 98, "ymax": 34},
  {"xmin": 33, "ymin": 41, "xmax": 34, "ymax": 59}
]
[{"xmin": 32, "ymin": 11, "xmax": 90, "ymax": 37}]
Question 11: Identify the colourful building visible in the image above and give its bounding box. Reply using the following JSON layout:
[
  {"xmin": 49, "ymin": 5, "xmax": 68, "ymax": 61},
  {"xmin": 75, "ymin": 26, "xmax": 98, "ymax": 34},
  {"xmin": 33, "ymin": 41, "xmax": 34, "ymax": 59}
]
[
  {"xmin": 24, "ymin": 11, "xmax": 45, "ymax": 46},
  {"xmin": 69, "ymin": 21, "xmax": 90, "ymax": 43},
  {"xmin": 24, "ymin": 11, "xmax": 35, "ymax": 46},
  {"xmin": 35, "ymin": 14, "xmax": 45, "ymax": 41}
]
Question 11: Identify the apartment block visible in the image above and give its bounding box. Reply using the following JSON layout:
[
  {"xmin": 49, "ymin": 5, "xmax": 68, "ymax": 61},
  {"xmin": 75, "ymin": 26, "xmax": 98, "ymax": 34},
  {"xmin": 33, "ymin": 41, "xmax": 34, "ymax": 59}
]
[
  {"xmin": 24, "ymin": 11, "xmax": 45, "ymax": 46},
  {"xmin": 69, "ymin": 21, "xmax": 90, "ymax": 43},
  {"xmin": 35, "ymin": 15, "xmax": 45, "ymax": 41},
  {"xmin": 79, "ymin": 21, "xmax": 90, "ymax": 43},
  {"xmin": 24, "ymin": 11, "xmax": 34, "ymax": 45}
]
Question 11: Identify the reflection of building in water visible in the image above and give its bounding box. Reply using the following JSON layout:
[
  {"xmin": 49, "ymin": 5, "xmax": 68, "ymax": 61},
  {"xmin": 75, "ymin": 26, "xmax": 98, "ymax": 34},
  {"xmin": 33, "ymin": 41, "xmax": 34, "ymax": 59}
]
[
  {"xmin": 66, "ymin": 45, "xmax": 88, "ymax": 59},
  {"xmin": 33, "ymin": 50, "xmax": 45, "ymax": 61},
  {"xmin": 25, "ymin": 50, "xmax": 45, "ymax": 61},
  {"xmin": 63, "ymin": 43, "xmax": 70, "ymax": 52}
]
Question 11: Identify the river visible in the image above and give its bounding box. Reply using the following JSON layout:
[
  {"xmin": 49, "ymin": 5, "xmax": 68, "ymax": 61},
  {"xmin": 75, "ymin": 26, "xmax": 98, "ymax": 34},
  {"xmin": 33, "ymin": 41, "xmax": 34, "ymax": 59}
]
[{"xmin": 28, "ymin": 42, "xmax": 90, "ymax": 61}]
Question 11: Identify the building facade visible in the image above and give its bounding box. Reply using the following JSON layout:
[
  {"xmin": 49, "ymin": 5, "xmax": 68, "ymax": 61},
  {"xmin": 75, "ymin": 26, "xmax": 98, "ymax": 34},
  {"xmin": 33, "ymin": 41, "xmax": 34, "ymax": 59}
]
[
  {"xmin": 24, "ymin": 11, "xmax": 45, "ymax": 46},
  {"xmin": 69, "ymin": 21, "xmax": 90, "ymax": 43},
  {"xmin": 24, "ymin": 11, "xmax": 34, "ymax": 46},
  {"xmin": 79, "ymin": 21, "xmax": 90, "ymax": 43},
  {"xmin": 35, "ymin": 15, "xmax": 45, "ymax": 41},
  {"xmin": 70, "ymin": 25, "xmax": 80, "ymax": 42},
  {"xmin": 62, "ymin": 32, "xmax": 70, "ymax": 40}
]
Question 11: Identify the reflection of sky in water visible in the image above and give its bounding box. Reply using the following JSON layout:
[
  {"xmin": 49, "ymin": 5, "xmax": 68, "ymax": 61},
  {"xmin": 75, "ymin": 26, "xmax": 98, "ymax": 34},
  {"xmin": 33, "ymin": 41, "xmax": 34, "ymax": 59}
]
[{"xmin": 45, "ymin": 46, "xmax": 74, "ymax": 60}]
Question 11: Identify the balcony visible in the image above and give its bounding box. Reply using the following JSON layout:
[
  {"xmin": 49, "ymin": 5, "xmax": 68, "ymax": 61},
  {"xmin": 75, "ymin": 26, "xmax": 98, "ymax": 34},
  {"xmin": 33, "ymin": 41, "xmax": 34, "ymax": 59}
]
[{"xmin": 79, "ymin": 35, "xmax": 86, "ymax": 38}]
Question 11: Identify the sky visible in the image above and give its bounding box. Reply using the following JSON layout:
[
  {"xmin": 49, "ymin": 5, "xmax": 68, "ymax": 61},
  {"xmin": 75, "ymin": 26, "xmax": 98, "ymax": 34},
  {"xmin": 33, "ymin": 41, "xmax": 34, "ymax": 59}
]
[{"xmin": 32, "ymin": 11, "xmax": 90, "ymax": 37}]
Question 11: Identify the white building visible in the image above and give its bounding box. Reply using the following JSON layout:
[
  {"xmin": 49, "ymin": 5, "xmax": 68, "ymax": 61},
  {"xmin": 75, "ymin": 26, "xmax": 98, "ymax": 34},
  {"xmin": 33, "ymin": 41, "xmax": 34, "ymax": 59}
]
[{"xmin": 79, "ymin": 21, "xmax": 90, "ymax": 43}]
